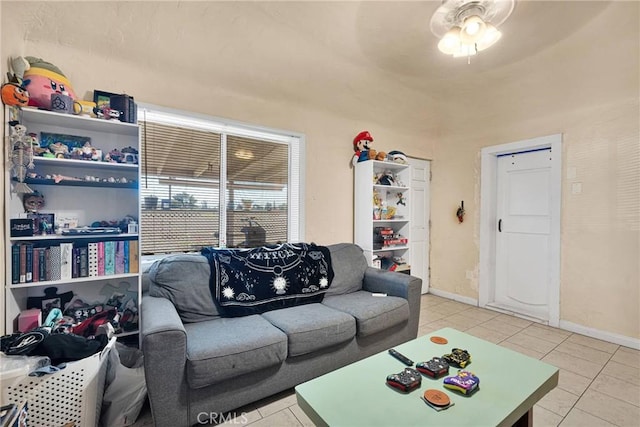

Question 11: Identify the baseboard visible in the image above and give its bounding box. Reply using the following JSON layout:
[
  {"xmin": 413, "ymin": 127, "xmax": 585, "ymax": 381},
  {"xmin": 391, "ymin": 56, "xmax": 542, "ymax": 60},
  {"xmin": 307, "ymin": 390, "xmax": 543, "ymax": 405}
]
[
  {"xmin": 427, "ymin": 288, "xmax": 478, "ymax": 307},
  {"xmin": 559, "ymin": 320, "xmax": 640, "ymax": 350}
]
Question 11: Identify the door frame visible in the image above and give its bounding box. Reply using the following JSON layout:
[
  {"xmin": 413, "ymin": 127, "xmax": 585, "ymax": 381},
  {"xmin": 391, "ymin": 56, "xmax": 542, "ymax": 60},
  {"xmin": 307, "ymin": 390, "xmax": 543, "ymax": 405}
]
[{"xmin": 479, "ymin": 134, "xmax": 562, "ymax": 327}]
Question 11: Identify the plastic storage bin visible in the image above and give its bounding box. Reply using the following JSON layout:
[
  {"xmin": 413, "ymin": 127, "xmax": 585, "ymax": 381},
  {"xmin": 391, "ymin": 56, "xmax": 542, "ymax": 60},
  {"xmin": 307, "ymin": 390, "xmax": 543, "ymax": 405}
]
[{"xmin": 1, "ymin": 337, "xmax": 116, "ymax": 427}]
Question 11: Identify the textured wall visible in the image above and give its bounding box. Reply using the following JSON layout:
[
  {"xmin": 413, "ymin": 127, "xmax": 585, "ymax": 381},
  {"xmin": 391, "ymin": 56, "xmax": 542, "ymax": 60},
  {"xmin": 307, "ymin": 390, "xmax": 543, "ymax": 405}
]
[
  {"xmin": 430, "ymin": 2, "xmax": 639, "ymax": 340},
  {"xmin": 0, "ymin": 1, "xmax": 435, "ymax": 249},
  {"xmin": 2, "ymin": 1, "xmax": 638, "ymax": 342}
]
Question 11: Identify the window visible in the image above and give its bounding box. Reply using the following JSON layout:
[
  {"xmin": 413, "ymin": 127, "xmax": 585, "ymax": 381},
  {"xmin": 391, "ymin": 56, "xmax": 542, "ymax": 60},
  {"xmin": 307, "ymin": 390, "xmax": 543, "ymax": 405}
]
[{"xmin": 138, "ymin": 106, "xmax": 303, "ymax": 255}]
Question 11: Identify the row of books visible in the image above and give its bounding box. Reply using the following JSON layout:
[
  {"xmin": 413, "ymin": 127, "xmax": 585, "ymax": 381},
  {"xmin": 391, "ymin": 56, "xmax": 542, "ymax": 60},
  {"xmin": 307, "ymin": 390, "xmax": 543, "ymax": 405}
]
[{"xmin": 11, "ymin": 240, "xmax": 139, "ymax": 284}]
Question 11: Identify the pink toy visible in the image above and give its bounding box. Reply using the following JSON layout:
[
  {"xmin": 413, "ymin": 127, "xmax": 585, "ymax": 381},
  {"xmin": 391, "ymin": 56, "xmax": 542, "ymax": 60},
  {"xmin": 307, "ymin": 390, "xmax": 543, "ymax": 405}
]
[{"xmin": 20, "ymin": 56, "xmax": 78, "ymax": 110}]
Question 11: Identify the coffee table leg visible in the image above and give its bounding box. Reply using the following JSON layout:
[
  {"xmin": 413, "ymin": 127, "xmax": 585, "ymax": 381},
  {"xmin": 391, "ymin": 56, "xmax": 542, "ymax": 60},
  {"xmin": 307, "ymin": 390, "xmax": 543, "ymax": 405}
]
[{"xmin": 512, "ymin": 408, "xmax": 533, "ymax": 427}]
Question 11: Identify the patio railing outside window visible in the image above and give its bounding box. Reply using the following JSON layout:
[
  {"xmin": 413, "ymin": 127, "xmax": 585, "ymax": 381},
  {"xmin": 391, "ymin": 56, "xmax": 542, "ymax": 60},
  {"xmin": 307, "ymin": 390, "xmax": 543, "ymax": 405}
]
[{"xmin": 139, "ymin": 108, "xmax": 301, "ymax": 255}]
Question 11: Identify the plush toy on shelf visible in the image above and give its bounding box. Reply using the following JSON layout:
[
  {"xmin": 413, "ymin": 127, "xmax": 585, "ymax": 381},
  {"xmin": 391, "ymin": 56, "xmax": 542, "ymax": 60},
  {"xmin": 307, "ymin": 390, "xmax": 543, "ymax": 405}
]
[
  {"xmin": 14, "ymin": 56, "xmax": 78, "ymax": 110},
  {"xmin": 351, "ymin": 131, "xmax": 380, "ymax": 165},
  {"xmin": 1, "ymin": 82, "xmax": 29, "ymax": 106}
]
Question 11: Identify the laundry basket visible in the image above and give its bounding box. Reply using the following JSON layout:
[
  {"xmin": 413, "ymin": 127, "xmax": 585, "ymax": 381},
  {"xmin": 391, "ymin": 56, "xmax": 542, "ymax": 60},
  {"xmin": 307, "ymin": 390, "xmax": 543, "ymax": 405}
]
[{"xmin": 1, "ymin": 337, "xmax": 116, "ymax": 427}]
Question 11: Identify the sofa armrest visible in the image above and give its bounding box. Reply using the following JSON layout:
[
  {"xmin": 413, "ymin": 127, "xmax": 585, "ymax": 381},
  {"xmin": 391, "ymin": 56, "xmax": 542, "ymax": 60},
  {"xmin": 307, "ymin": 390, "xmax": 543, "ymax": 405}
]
[
  {"xmin": 141, "ymin": 295, "xmax": 189, "ymax": 427},
  {"xmin": 363, "ymin": 267, "xmax": 421, "ymax": 300},
  {"xmin": 142, "ymin": 295, "xmax": 186, "ymax": 336},
  {"xmin": 362, "ymin": 267, "xmax": 422, "ymax": 338}
]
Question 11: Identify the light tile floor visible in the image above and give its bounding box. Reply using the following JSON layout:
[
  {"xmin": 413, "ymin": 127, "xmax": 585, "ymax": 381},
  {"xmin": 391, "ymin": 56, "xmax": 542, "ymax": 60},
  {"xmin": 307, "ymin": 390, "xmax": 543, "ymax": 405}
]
[{"xmin": 132, "ymin": 294, "xmax": 640, "ymax": 426}]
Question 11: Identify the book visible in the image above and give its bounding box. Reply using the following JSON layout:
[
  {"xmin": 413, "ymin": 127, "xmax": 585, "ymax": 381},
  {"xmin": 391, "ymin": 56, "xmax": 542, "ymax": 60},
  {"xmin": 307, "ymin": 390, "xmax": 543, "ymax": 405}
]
[
  {"xmin": 88, "ymin": 242, "xmax": 98, "ymax": 277},
  {"xmin": 32, "ymin": 247, "xmax": 40, "ymax": 282},
  {"xmin": 115, "ymin": 240, "xmax": 125, "ymax": 274},
  {"xmin": 72, "ymin": 247, "xmax": 80, "ymax": 278},
  {"xmin": 104, "ymin": 241, "xmax": 115, "ymax": 275},
  {"xmin": 123, "ymin": 240, "xmax": 130, "ymax": 273},
  {"xmin": 19, "ymin": 244, "xmax": 27, "ymax": 283},
  {"xmin": 60, "ymin": 242, "xmax": 73, "ymax": 280},
  {"xmin": 79, "ymin": 246, "xmax": 88, "ymax": 277},
  {"xmin": 129, "ymin": 240, "xmax": 139, "ymax": 273},
  {"xmin": 11, "ymin": 244, "xmax": 19, "ymax": 284},
  {"xmin": 25, "ymin": 244, "xmax": 33, "ymax": 282},
  {"xmin": 48, "ymin": 245, "xmax": 61, "ymax": 281},
  {"xmin": 38, "ymin": 248, "xmax": 47, "ymax": 281},
  {"xmin": 97, "ymin": 241, "xmax": 105, "ymax": 276}
]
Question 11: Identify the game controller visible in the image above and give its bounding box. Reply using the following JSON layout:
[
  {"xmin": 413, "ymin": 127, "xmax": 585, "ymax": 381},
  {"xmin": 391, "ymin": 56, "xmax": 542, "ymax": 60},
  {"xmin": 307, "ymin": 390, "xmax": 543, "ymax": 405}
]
[
  {"xmin": 443, "ymin": 348, "xmax": 471, "ymax": 368},
  {"xmin": 386, "ymin": 367, "xmax": 422, "ymax": 392},
  {"xmin": 443, "ymin": 370, "xmax": 480, "ymax": 395},
  {"xmin": 416, "ymin": 357, "xmax": 450, "ymax": 378}
]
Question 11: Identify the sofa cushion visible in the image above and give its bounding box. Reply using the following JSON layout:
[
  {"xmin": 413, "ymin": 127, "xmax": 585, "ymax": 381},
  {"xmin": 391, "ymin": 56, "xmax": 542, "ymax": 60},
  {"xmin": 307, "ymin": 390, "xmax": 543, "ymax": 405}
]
[
  {"xmin": 322, "ymin": 291, "xmax": 409, "ymax": 337},
  {"xmin": 148, "ymin": 254, "xmax": 219, "ymax": 323},
  {"xmin": 261, "ymin": 303, "xmax": 356, "ymax": 357},
  {"xmin": 324, "ymin": 243, "xmax": 367, "ymax": 296},
  {"xmin": 184, "ymin": 315, "xmax": 287, "ymax": 389}
]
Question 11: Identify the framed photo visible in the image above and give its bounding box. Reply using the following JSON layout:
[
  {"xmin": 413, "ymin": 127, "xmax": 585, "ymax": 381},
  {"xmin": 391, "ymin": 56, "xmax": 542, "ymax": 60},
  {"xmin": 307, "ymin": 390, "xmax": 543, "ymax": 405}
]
[
  {"xmin": 26, "ymin": 212, "xmax": 55, "ymax": 235},
  {"xmin": 93, "ymin": 90, "xmax": 117, "ymax": 109}
]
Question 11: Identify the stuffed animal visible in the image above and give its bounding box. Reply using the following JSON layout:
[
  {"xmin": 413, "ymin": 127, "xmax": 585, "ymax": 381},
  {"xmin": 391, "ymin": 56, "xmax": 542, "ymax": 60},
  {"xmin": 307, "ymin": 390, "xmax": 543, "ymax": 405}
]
[
  {"xmin": 352, "ymin": 130, "xmax": 377, "ymax": 165},
  {"xmin": 2, "ymin": 58, "xmax": 31, "ymax": 107},
  {"xmin": 1, "ymin": 83, "xmax": 29, "ymax": 106},
  {"xmin": 18, "ymin": 56, "xmax": 78, "ymax": 110},
  {"xmin": 388, "ymin": 150, "xmax": 408, "ymax": 164}
]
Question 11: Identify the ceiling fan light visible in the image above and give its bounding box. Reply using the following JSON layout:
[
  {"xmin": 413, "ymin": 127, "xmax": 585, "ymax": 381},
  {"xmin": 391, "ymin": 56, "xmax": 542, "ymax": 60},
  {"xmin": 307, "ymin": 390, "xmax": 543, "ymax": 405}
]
[
  {"xmin": 452, "ymin": 44, "xmax": 478, "ymax": 58},
  {"xmin": 476, "ymin": 23, "xmax": 502, "ymax": 51},
  {"xmin": 460, "ymin": 15, "xmax": 487, "ymax": 43},
  {"xmin": 438, "ymin": 27, "xmax": 462, "ymax": 54}
]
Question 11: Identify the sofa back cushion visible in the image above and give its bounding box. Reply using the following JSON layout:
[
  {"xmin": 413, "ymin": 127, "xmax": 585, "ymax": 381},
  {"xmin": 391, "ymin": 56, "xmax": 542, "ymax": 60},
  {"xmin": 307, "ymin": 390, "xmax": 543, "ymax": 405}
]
[
  {"xmin": 148, "ymin": 254, "xmax": 220, "ymax": 322},
  {"xmin": 324, "ymin": 243, "xmax": 366, "ymax": 296}
]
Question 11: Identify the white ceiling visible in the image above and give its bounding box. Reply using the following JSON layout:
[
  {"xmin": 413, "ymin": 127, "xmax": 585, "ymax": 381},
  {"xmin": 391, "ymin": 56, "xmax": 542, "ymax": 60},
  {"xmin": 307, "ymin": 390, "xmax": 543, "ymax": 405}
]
[
  {"xmin": 222, "ymin": 0, "xmax": 613, "ymax": 129},
  {"xmin": 7, "ymin": 1, "xmax": 617, "ymax": 132}
]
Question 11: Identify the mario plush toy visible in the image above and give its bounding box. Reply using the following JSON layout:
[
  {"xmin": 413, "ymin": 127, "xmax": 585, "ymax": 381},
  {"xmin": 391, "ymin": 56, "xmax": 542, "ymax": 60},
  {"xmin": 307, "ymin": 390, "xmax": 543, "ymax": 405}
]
[
  {"xmin": 352, "ymin": 131, "xmax": 387, "ymax": 166},
  {"xmin": 352, "ymin": 130, "xmax": 377, "ymax": 166}
]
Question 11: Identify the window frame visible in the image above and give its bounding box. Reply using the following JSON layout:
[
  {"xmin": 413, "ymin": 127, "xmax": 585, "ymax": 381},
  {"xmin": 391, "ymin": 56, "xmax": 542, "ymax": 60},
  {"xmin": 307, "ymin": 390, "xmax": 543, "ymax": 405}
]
[{"xmin": 137, "ymin": 103, "xmax": 305, "ymax": 252}]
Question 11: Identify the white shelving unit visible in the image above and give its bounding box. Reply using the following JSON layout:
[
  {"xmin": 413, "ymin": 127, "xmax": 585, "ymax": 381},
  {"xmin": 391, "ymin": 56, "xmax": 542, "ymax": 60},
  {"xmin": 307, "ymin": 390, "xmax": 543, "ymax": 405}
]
[
  {"xmin": 4, "ymin": 106, "xmax": 141, "ymax": 336},
  {"xmin": 354, "ymin": 160, "xmax": 411, "ymax": 273}
]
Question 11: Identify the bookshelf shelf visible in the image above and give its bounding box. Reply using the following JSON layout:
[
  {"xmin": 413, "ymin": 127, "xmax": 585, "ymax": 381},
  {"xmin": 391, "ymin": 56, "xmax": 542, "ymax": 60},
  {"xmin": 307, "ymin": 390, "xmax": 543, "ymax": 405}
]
[
  {"xmin": 14, "ymin": 177, "xmax": 138, "ymax": 189},
  {"xmin": 9, "ymin": 233, "xmax": 139, "ymax": 242},
  {"xmin": 4, "ymin": 106, "xmax": 141, "ymax": 337},
  {"xmin": 8, "ymin": 273, "xmax": 140, "ymax": 289}
]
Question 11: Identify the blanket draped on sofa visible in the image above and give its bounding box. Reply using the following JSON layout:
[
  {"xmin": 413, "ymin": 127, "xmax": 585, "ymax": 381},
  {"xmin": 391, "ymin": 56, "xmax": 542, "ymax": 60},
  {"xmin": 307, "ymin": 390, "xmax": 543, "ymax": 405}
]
[{"xmin": 202, "ymin": 243, "xmax": 334, "ymax": 317}]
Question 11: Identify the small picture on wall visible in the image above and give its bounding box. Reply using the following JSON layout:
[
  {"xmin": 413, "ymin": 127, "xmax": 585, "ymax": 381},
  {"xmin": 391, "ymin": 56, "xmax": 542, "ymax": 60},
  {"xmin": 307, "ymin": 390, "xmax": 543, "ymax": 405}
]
[
  {"xmin": 26, "ymin": 212, "xmax": 55, "ymax": 235},
  {"xmin": 93, "ymin": 90, "xmax": 117, "ymax": 109}
]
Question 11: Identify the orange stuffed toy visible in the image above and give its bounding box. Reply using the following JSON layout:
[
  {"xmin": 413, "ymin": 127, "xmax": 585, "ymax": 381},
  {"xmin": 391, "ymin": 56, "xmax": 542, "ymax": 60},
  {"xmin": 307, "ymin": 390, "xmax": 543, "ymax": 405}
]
[{"xmin": 1, "ymin": 83, "xmax": 29, "ymax": 106}]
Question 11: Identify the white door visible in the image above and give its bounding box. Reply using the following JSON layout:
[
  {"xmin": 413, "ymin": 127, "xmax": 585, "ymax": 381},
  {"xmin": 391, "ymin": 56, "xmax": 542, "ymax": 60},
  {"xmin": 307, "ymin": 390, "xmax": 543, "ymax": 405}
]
[
  {"xmin": 409, "ymin": 158, "xmax": 430, "ymax": 293},
  {"xmin": 494, "ymin": 149, "xmax": 553, "ymax": 320}
]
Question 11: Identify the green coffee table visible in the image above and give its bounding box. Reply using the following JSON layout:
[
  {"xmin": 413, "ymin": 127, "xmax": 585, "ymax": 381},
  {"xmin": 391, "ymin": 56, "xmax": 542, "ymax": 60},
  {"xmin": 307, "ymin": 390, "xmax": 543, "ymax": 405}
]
[{"xmin": 295, "ymin": 328, "xmax": 558, "ymax": 426}]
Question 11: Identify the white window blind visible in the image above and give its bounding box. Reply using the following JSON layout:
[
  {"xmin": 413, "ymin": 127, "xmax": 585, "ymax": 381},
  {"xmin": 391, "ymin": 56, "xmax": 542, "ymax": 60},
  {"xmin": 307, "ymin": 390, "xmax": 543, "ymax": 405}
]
[{"xmin": 139, "ymin": 107, "xmax": 303, "ymax": 255}]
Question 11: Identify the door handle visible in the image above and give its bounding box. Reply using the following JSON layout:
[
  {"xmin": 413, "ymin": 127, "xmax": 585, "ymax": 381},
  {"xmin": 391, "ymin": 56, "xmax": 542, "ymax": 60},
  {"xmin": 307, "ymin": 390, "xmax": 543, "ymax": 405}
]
[{"xmin": 498, "ymin": 219, "xmax": 502, "ymax": 232}]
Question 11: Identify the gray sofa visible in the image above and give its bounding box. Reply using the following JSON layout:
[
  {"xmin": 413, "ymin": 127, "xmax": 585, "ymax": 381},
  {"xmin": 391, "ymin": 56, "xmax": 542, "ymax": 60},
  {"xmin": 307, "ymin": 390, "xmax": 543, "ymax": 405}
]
[{"xmin": 141, "ymin": 243, "xmax": 421, "ymax": 427}]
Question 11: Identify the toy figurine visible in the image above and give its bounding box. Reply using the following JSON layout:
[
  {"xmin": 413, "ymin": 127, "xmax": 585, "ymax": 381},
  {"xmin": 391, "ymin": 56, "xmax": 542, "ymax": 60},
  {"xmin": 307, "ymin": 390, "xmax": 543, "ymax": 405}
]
[
  {"xmin": 352, "ymin": 130, "xmax": 375, "ymax": 166},
  {"xmin": 10, "ymin": 124, "xmax": 35, "ymax": 194},
  {"xmin": 22, "ymin": 191, "xmax": 45, "ymax": 213},
  {"xmin": 49, "ymin": 142, "xmax": 69, "ymax": 158},
  {"xmin": 18, "ymin": 56, "xmax": 79, "ymax": 110},
  {"xmin": 1, "ymin": 82, "xmax": 29, "ymax": 106}
]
